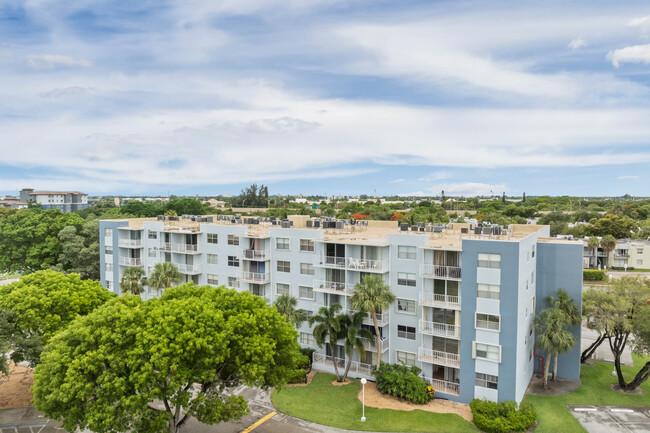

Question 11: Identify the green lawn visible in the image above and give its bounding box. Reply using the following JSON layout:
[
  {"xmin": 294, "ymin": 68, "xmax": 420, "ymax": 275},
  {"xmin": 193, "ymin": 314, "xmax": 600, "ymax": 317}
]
[
  {"xmin": 271, "ymin": 373, "xmax": 477, "ymax": 433},
  {"xmin": 525, "ymin": 353, "xmax": 650, "ymax": 433}
]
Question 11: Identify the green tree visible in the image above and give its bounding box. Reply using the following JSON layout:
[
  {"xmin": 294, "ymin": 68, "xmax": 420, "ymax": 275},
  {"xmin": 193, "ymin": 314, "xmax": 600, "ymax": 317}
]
[
  {"xmin": 273, "ymin": 294, "xmax": 307, "ymax": 328},
  {"xmin": 120, "ymin": 266, "xmax": 147, "ymax": 295},
  {"xmin": 581, "ymin": 288, "xmax": 610, "ymax": 363},
  {"xmin": 233, "ymin": 183, "xmax": 269, "ymax": 208},
  {"xmin": 164, "ymin": 198, "xmax": 207, "ymax": 216},
  {"xmin": 350, "ymin": 275, "xmax": 395, "ymax": 370},
  {"xmin": 309, "ymin": 304, "xmax": 345, "ymax": 382},
  {"xmin": 339, "ymin": 311, "xmax": 374, "ymax": 381},
  {"xmin": 535, "ymin": 307, "xmax": 575, "ymax": 388},
  {"xmin": 148, "ymin": 262, "xmax": 182, "ymax": 295},
  {"xmin": 545, "ymin": 288, "xmax": 581, "ymax": 380},
  {"xmin": 0, "ymin": 270, "xmax": 116, "ymax": 366},
  {"xmin": 600, "ymin": 234, "xmax": 616, "ymax": 260},
  {"xmin": 32, "ymin": 285, "xmax": 301, "ymax": 433},
  {"xmin": 51, "ymin": 218, "xmax": 100, "ymax": 280}
]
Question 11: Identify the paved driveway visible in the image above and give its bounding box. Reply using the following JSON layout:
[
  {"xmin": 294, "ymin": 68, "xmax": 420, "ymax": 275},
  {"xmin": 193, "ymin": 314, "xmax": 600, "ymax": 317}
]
[
  {"xmin": 0, "ymin": 407, "xmax": 62, "ymax": 433},
  {"xmin": 569, "ymin": 406, "xmax": 650, "ymax": 433}
]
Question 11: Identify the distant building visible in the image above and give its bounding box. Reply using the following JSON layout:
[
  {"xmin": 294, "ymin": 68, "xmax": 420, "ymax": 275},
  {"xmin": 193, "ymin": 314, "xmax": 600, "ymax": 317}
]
[
  {"xmin": 203, "ymin": 199, "xmax": 227, "ymax": 208},
  {"xmin": 20, "ymin": 188, "xmax": 88, "ymax": 212},
  {"xmin": 0, "ymin": 198, "xmax": 28, "ymax": 209}
]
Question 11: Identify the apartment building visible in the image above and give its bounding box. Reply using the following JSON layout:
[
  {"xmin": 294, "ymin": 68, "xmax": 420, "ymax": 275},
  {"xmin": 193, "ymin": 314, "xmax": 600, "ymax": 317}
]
[
  {"xmin": 19, "ymin": 188, "xmax": 88, "ymax": 212},
  {"xmin": 582, "ymin": 238, "xmax": 650, "ymax": 270},
  {"xmin": 99, "ymin": 215, "xmax": 582, "ymax": 404}
]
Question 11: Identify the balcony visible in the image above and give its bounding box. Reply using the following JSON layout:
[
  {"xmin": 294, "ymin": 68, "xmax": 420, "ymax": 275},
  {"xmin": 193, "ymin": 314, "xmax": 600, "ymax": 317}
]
[
  {"xmin": 420, "ymin": 264, "xmax": 461, "ymax": 280},
  {"xmin": 597, "ymin": 251, "xmax": 609, "ymax": 257},
  {"xmin": 419, "ymin": 320, "xmax": 460, "ymax": 339},
  {"xmin": 313, "ymin": 279, "xmax": 353, "ymax": 295},
  {"xmin": 118, "ymin": 239, "xmax": 142, "ymax": 248},
  {"xmin": 347, "ymin": 258, "xmax": 389, "ymax": 273},
  {"xmin": 240, "ymin": 249, "xmax": 270, "ymax": 261},
  {"xmin": 420, "ymin": 375, "xmax": 460, "ymax": 396},
  {"xmin": 173, "ymin": 243, "xmax": 199, "ymax": 254},
  {"xmin": 119, "ymin": 257, "xmax": 142, "ymax": 266},
  {"xmin": 349, "ymin": 309, "xmax": 390, "ymax": 327},
  {"xmin": 315, "ymin": 255, "xmax": 347, "ymax": 269},
  {"xmin": 418, "ymin": 347, "xmax": 460, "ymax": 368},
  {"xmin": 614, "ymin": 253, "xmax": 630, "ymax": 259},
  {"xmin": 238, "ymin": 271, "xmax": 271, "ymax": 284},
  {"xmin": 360, "ymin": 336, "xmax": 389, "ymax": 353},
  {"xmin": 177, "ymin": 263, "xmax": 200, "ymax": 274},
  {"xmin": 419, "ymin": 291, "xmax": 461, "ymax": 310},
  {"xmin": 312, "ymin": 353, "xmax": 373, "ymax": 377}
]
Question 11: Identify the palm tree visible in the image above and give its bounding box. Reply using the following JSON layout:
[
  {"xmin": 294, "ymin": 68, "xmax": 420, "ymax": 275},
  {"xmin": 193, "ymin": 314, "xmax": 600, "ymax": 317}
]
[
  {"xmin": 309, "ymin": 304, "xmax": 345, "ymax": 381},
  {"xmin": 274, "ymin": 294, "xmax": 307, "ymax": 328},
  {"xmin": 350, "ymin": 275, "xmax": 396, "ymax": 370},
  {"xmin": 587, "ymin": 237, "xmax": 599, "ymax": 267},
  {"xmin": 340, "ymin": 311, "xmax": 374, "ymax": 381},
  {"xmin": 546, "ymin": 288, "xmax": 581, "ymax": 380},
  {"xmin": 600, "ymin": 235, "xmax": 616, "ymax": 268},
  {"xmin": 148, "ymin": 262, "xmax": 182, "ymax": 295},
  {"xmin": 535, "ymin": 307, "xmax": 576, "ymax": 388},
  {"xmin": 120, "ymin": 266, "xmax": 146, "ymax": 295}
]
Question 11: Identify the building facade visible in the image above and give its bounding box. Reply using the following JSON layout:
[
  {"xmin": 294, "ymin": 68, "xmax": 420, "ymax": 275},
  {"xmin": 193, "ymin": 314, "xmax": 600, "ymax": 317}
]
[
  {"xmin": 582, "ymin": 238, "xmax": 650, "ymax": 270},
  {"xmin": 99, "ymin": 215, "xmax": 582, "ymax": 404},
  {"xmin": 19, "ymin": 188, "xmax": 88, "ymax": 212}
]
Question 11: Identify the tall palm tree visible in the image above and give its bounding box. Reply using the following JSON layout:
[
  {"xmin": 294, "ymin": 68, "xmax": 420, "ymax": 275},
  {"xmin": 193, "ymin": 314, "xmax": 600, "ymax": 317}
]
[
  {"xmin": 340, "ymin": 311, "xmax": 374, "ymax": 381},
  {"xmin": 546, "ymin": 288, "xmax": 581, "ymax": 380},
  {"xmin": 309, "ymin": 304, "xmax": 345, "ymax": 381},
  {"xmin": 148, "ymin": 262, "xmax": 182, "ymax": 295},
  {"xmin": 350, "ymin": 275, "xmax": 396, "ymax": 370},
  {"xmin": 120, "ymin": 266, "xmax": 146, "ymax": 295},
  {"xmin": 600, "ymin": 235, "xmax": 616, "ymax": 268},
  {"xmin": 274, "ymin": 294, "xmax": 307, "ymax": 328},
  {"xmin": 587, "ymin": 237, "xmax": 599, "ymax": 267},
  {"xmin": 535, "ymin": 307, "xmax": 576, "ymax": 388}
]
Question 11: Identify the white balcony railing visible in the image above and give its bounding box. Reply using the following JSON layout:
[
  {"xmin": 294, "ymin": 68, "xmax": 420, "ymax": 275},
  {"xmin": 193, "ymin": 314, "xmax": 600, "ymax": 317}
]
[
  {"xmin": 348, "ymin": 309, "xmax": 390, "ymax": 327},
  {"xmin": 419, "ymin": 320, "xmax": 460, "ymax": 339},
  {"xmin": 418, "ymin": 346, "xmax": 460, "ymax": 368},
  {"xmin": 614, "ymin": 253, "xmax": 630, "ymax": 259},
  {"xmin": 347, "ymin": 258, "xmax": 388, "ymax": 273},
  {"xmin": 420, "ymin": 264, "xmax": 462, "ymax": 280},
  {"xmin": 171, "ymin": 243, "xmax": 199, "ymax": 253},
  {"xmin": 316, "ymin": 255, "xmax": 347, "ymax": 269},
  {"xmin": 419, "ymin": 292, "xmax": 461, "ymax": 310},
  {"xmin": 238, "ymin": 271, "xmax": 271, "ymax": 283},
  {"xmin": 119, "ymin": 257, "xmax": 142, "ymax": 266},
  {"xmin": 312, "ymin": 353, "xmax": 374, "ymax": 377},
  {"xmin": 177, "ymin": 263, "xmax": 200, "ymax": 274},
  {"xmin": 313, "ymin": 279, "xmax": 352, "ymax": 295},
  {"xmin": 360, "ymin": 336, "xmax": 389, "ymax": 353},
  {"xmin": 118, "ymin": 239, "xmax": 142, "ymax": 248},
  {"xmin": 240, "ymin": 249, "xmax": 270, "ymax": 260},
  {"xmin": 420, "ymin": 375, "xmax": 460, "ymax": 396}
]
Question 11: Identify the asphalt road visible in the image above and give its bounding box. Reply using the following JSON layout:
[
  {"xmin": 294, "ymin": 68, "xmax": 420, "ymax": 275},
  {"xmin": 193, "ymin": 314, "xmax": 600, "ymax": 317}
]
[{"xmin": 569, "ymin": 406, "xmax": 650, "ymax": 433}]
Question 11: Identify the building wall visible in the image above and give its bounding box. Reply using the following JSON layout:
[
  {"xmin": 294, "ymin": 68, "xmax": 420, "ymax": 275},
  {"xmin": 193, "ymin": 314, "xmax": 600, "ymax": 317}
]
[{"xmin": 99, "ymin": 220, "xmax": 128, "ymax": 294}]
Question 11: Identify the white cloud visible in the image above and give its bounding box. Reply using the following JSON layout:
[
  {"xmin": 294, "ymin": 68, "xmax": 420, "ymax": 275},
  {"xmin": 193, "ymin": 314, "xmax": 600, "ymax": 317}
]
[
  {"xmin": 608, "ymin": 44, "xmax": 650, "ymax": 67},
  {"xmin": 418, "ymin": 171, "xmax": 451, "ymax": 182},
  {"xmin": 617, "ymin": 175, "xmax": 640, "ymax": 180},
  {"xmin": 389, "ymin": 178, "xmax": 405, "ymax": 183},
  {"xmin": 26, "ymin": 54, "xmax": 93, "ymax": 69},
  {"xmin": 432, "ymin": 182, "xmax": 509, "ymax": 197},
  {"xmin": 39, "ymin": 86, "xmax": 93, "ymax": 98},
  {"xmin": 568, "ymin": 37, "xmax": 587, "ymax": 50},
  {"xmin": 629, "ymin": 16, "xmax": 650, "ymax": 27}
]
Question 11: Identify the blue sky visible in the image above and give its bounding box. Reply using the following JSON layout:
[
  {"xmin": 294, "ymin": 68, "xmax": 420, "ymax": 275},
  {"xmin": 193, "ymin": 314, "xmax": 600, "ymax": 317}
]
[{"xmin": 1, "ymin": 0, "xmax": 650, "ymax": 197}]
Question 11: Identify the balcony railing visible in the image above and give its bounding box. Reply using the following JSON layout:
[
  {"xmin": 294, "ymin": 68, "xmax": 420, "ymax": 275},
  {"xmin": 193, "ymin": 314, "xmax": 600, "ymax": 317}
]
[
  {"xmin": 118, "ymin": 239, "xmax": 142, "ymax": 248},
  {"xmin": 597, "ymin": 251, "xmax": 609, "ymax": 257},
  {"xmin": 419, "ymin": 320, "xmax": 460, "ymax": 339},
  {"xmin": 348, "ymin": 309, "xmax": 390, "ymax": 327},
  {"xmin": 418, "ymin": 347, "xmax": 460, "ymax": 368},
  {"xmin": 119, "ymin": 257, "xmax": 142, "ymax": 266},
  {"xmin": 240, "ymin": 249, "xmax": 270, "ymax": 260},
  {"xmin": 360, "ymin": 336, "xmax": 389, "ymax": 353},
  {"xmin": 313, "ymin": 279, "xmax": 352, "ymax": 295},
  {"xmin": 171, "ymin": 243, "xmax": 199, "ymax": 254},
  {"xmin": 312, "ymin": 353, "xmax": 374, "ymax": 377},
  {"xmin": 420, "ymin": 264, "xmax": 462, "ymax": 280},
  {"xmin": 419, "ymin": 292, "xmax": 461, "ymax": 310},
  {"xmin": 177, "ymin": 263, "xmax": 200, "ymax": 274},
  {"xmin": 420, "ymin": 375, "xmax": 460, "ymax": 396},
  {"xmin": 347, "ymin": 258, "xmax": 389, "ymax": 273},
  {"xmin": 315, "ymin": 255, "xmax": 347, "ymax": 269},
  {"xmin": 614, "ymin": 253, "xmax": 630, "ymax": 259},
  {"xmin": 238, "ymin": 271, "xmax": 271, "ymax": 283}
]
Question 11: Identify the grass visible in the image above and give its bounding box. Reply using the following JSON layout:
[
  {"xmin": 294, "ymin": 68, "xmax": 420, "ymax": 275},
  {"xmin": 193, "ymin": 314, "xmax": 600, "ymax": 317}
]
[
  {"xmin": 525, "ymin": 353, "xmax": 650, "ymax": 433},
  {"xmin": 271, "ymin": 373, "xmax": 477, "ymax": 433}
]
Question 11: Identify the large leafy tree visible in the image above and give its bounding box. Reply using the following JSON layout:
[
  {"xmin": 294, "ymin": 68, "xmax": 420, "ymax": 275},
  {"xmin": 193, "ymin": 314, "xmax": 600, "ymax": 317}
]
[
  {"xmin": 32, "ymin": 285, "xmax": 301, "ymax": 433},
  {"xmin": 232, "ymin": 183, "xmax": 269, "ymax": 208},
  {"xmin": 273, "ymin": 294, "xmax": 307, "ymax": 328},
  {"xmin": 51, "ymin": 218, "xmax": 100, "ymax": 280},
  {"xmin": 350, "ymin": 275, "xmax": 395, "ymax": 369},
  {"xmin": 0, "ymin": 270, "xmax": 116, "ymax": 366},
  {"xmin": 120, "ymin": 266, "xmax": 147, "ymax": 295},
  {"xmin": 148, "ymin": 262, "xmax": 182, "ymax": 295},
  {"xmin": 309, "ymin": 303, "xmax": 345, "ymax": 382},
  {"xmin": 339, "ymin": 311, "xmax": 374, "ymax": 381},
  {"xmin": 581, "ymin": 288, "xmax": 611, "ymax": 363}
]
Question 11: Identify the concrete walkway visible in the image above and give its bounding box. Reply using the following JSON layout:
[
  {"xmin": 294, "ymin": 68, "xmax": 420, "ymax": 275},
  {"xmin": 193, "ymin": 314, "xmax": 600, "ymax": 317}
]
[
  {"xmin": 581, "ymin": 326, "xmax": 634, "ymax": 367},
  {"xmin": 569, "ymin": 406, "xmax": 650, "ymax": 433}
]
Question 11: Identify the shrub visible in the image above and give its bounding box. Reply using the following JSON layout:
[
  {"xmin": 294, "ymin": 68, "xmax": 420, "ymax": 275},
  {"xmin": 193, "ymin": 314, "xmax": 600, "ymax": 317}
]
[
  {"xmin": 287, "ymin": 354, "xmax": 311, "ymax": 384},
  {"xmin": 470, "ymin": 398, "xmax": 537, "ymax": 433},
  {"xmin": 299, "ymin": 347, "xmax": 316, "ymax": 365},
  {"xmin": 374, "ymin": 362, "xmax": 432, "ymax": 404},
  {"xmin": 583, "ymin": 270, "xmax": 606, "ymax": 281}
]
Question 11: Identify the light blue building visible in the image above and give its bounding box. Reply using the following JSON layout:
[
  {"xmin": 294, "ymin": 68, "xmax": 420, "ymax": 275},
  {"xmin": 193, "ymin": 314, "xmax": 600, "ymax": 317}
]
[
  {"xmin": 19, "ymin": 188, "xmax": 88, "ymax": 212},
  {"xmin": 99, "ymin": 215, "xmax": 582, "ymax": 404}
]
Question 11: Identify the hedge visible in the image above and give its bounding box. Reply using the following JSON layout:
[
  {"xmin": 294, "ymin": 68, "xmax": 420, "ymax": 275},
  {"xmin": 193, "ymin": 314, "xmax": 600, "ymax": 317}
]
[
  {"xmin": 583, "ymin": 270, "xmax": 606, "ymax": 281},
  {"xmin": 470, "ymin": 398, "xmax": 537, "ymax": 433},
  {"xmin": 375, "ymin": 362, "xmax": 433, "ymax": 404}
]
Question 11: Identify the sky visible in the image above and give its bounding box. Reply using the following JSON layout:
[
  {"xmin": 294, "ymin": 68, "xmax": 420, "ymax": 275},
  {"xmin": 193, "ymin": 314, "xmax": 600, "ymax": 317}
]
[{"xmin": 1, "ymin": 0, "xmax": 650, "ymax": 197}]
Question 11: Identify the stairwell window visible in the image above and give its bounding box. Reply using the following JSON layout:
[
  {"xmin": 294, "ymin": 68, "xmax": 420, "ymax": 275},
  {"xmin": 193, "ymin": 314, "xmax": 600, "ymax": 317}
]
[
  {"xmin": 477, "ymin": 283, "xmax": 500, "ymax": 300},
  {"xmin": 478, "ymin": 253, "xmax": 500, "ymax": 269},
  {"xmin": 397, "ymin": 272, "xmax": 416, "ymax": 287},
  {"xmin": 475, "ymin": 373, "xmax": 498, "ymax": 390},
  {"xmin": 398, "ymin": 246, "xmax": 416, "ymax": 260},
  {"xmin": 473, "ymin": 342, "xmax": 501, "ymax": 362},
  {"xmin": 227, "ymin": 235, "xmax": 239, "ymax": 246},
  {"xmin": 148, "ymin": 231, "xmax": 157, "ymax": 240},
  {"xmin": 475, "ymin": 313, "xmax": 500, "ymax": 331},
  {"xmin": 105, "ymin": 246, "xmax": 113, "ymax": 255}
]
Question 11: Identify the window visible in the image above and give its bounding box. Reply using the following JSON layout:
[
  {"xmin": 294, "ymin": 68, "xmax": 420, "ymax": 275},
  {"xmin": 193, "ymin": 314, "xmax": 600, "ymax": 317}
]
[
  {"xmin": 299, "ymin": 333, "xmax": 316, "ymax": 345},
  {"xmin": 397, "ymin": 298, "xmax": 416, "ymax": 314},
  {"xmin": 477, "ymin": 283, "xmax": 500, "ymax": 300},
  {"xmin": 105, "ymin": 228, "xmax": 112, "ymax": 237},
  {"xmin": 531, "ymin": 271, "xmax": 535, "ymax": 285},
  {"xmin": 207, "ymin": 254, "xmax": 218, "ymax": 265},
  {"xmin": 276, "ymin": 283, "xmax": 290, "ymax": 295},
  {"xmin": 277, "ymin": 260, "xmax": 290, "ymax": 272},
  {"xmin": 106, "ymin": 263, "xmax": 113, "ymax": 272},
  {"xmin": 148, "ymin": 231, "xmax": 157, "ymax": 240},
  {"xmin": 227, "ymin": 235, "xmax": 239, "ymax": 246},
  {"xmin": 300, "ymin": 263, "xmax": 315, "ymax": 275},
  {"xmin": 473, "ymin": 342, "xmax": 501, "ymax": 362},
  {"xmin": 106, "ymin": 280, "xmax": 112, "ymax": 290},
  {"xmin": 299, "ymin": 285, "xmax": 314, "ymax": 300},
  {"xmin": 475, "ymin": 313, "xmax": 500, "ymax": 331},
  {"xmin": 532, "ymin": 245, "xmax": 535, "ymax": 258},
  {"xmin": 105, "ymin": 246, "xmax": 113, "ymax": 255},
  {"xmin": 276, "ymin": 237, "xmax": 290, "ymax": 250},
  {"xmin": 638, "ymin": 259, "xmax": 644, "ymax": 266},
  {"xmin": 397, "ymin": 325, "xmax": 416, "ymax": 340},
  {"xmin": 228, "ymin": 276, "xmax": 239, "ymax": 289},
  {"xmin": 638, "ymin": 248, "xmax": 644, "ymax": 254},
  {"xmin": 300, "ymin": 239, "xmax": 314, "ymax": 252},
  {"xmin": 207, "ymin": 274, "xmax": 219, "ymax": 286},
  {"xmin": 207, "ymin": 233, "xmax": 218, "ymax": 244},
  {"xmin": 478, "ymin": 253, "xmax": 501, "ymax": 269},
  {"xmin": 531, "ymin": 295, "xmax": 536, "ymax": 312},
  {"xmin": 475, "ymin": 373, "xmax": 498, "ymax": 390},
  {"xmin": 396, "ymin": 350, "xmax": 417, "ymax": 366},
  {"xmin": 148, "ymin": 248, "xmax": 157, "ymax": 258},
  {"xmin": 398, "ymin": 246, "xmax": 416, "ymax": 260},
  {"xmin": 228, "ymin": 256, "xmax": 239, "ymax": 267},
  {"xmin": 397, "ymin": 272, "xmax": 416, "ymax": 287}
]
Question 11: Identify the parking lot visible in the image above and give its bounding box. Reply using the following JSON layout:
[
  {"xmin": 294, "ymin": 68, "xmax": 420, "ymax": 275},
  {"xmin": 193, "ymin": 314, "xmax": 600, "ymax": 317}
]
[{"xmin": 569, "ymin": 406, "xmax": 650, "ymax": 433}]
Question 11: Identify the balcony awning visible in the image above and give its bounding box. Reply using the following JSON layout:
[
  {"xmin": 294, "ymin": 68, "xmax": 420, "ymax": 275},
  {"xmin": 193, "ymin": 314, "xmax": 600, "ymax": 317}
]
[{"xmin": 617, "ymin": 242, "xmax": 631, "ymax": 249}]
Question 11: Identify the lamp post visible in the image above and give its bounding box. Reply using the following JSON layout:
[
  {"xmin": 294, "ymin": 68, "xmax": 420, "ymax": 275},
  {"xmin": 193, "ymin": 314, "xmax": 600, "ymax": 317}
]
[{"xmin": 360, "ymin": 378, "xmax": 366, "ymax": 422}]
